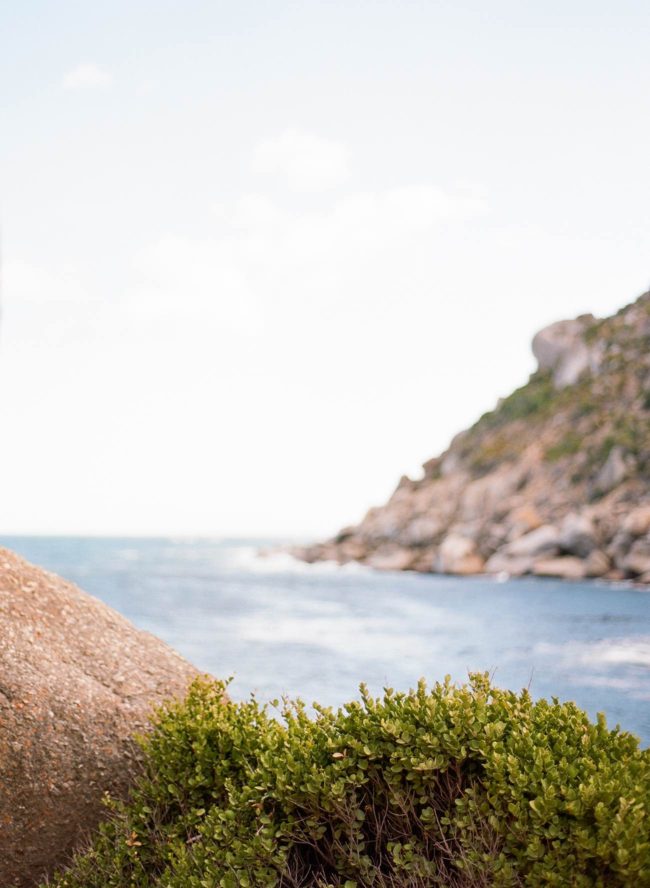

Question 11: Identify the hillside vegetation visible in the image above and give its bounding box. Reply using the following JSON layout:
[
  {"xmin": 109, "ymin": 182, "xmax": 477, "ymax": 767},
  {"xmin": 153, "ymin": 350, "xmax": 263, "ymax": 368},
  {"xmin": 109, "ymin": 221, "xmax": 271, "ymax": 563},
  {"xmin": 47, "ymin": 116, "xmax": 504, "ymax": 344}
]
[
  {"xmin": 296, "ymin": 291, "xmax": 650, "ymax": 582},
  {"xmin": 46, "ymin": 676, "xmax": 650, "ymax": 887}
]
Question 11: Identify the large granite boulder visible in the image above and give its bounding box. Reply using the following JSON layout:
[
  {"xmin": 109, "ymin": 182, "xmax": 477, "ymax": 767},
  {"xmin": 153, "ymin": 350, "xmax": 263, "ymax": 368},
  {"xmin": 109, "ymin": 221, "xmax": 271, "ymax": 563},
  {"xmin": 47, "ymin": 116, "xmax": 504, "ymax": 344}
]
[
  {"xmin": 0, "ymin": 548, "xmax": 200, "ymax": 887},
  {"xmin": 531, "ymin": 316, "xmax": 595, "ymax": 388},
  {"xmin": 436, "ymin": 533, "xmax": 484, "ymax": 575},
  {"xmin": 532, "ymin": 556, "xmax": 587, "ymax": 580},
  {"xmin": 558, "ymin": 512, "xmax": 597, "ymax": 558},
  {"xmin": 501, "ymin": 524, "xmax": 560, "ymax": 559}
]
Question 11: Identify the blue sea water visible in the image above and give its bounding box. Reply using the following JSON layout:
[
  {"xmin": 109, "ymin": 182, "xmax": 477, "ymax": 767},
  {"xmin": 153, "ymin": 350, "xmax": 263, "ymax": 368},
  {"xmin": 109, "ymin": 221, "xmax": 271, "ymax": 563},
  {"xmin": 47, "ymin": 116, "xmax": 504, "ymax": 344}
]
[{"xmin": 3, "ymin": 536, "xmax": 649, "ymax": 744}]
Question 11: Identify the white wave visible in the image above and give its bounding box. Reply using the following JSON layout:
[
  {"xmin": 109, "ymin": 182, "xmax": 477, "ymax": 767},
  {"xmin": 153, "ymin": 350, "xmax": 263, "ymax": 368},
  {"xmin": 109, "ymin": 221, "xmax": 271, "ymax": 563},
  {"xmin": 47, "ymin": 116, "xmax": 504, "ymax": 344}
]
[
  {"xmin": 230, "ymin": 588, "xmax": 471, "ymax": 666},
  {"xmin": 236, "ymin": 612, "xmax": 433, "ymax": 662},
  {"xmin": 535, "ymin": 637, "xmax": 650, "ymax": 668},
  {"xmin": 116, "ymin": 548, "xmax": 142, "ymax": 561},
  {"xmin": 230, "ymin": 545, "xmax": 370, "ymax": 576},
  {"xmin": 578, "ymin": 674, "xmax": 650, "ymax": 696}
]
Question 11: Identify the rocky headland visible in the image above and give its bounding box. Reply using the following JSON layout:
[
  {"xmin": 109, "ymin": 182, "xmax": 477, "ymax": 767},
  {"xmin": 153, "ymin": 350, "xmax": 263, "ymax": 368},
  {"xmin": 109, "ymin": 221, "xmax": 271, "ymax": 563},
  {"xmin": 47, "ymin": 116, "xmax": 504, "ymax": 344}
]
[
  {"xmin": 295, "ymin": 290, "xmax": 650, "ymax": 583},
  {"xmin": 0, "ymin": 548, "xmax": 200, "ymax": 887}
]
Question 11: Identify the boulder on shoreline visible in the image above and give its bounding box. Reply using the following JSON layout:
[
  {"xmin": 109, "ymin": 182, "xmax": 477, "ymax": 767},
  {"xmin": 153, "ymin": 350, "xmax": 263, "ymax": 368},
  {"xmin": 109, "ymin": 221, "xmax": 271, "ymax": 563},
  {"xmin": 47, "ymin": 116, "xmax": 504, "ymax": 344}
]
[{"xmin": 0, "ymin": 548, "xmax": 199, "ymax": 888}]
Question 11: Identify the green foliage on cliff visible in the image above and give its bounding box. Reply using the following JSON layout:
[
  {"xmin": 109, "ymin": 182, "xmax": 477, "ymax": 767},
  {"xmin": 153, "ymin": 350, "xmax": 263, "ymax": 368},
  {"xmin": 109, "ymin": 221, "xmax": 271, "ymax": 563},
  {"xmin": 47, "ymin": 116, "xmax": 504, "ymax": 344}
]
[
  {"xmin": 459, "ymin": 293, "xmax": 650, "ymax": 488},
  {"xmin": 545, "ymin": 430, "xmax": 583, "ymax": 462},
  {"xmin": 47, "ymin": 677, "xmax": 650, "ymax": 888},
  {"xmin": 473, "ymin": 371, "xmax": 556, "ymax": 433}
]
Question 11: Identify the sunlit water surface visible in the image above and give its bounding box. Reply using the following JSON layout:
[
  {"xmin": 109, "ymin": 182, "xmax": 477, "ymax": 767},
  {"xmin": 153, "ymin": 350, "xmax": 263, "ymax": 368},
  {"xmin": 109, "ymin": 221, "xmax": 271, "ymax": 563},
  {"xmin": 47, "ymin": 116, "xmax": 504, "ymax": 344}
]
[{"xmin": 4, "ymin": 536, "xmax": 649, "ymax": 744}]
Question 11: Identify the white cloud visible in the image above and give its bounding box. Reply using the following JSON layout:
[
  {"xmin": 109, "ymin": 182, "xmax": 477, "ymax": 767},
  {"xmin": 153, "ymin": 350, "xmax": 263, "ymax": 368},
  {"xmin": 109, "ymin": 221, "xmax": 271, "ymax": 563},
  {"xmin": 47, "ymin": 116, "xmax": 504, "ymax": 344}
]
[
  {"xmin": 125, "ymin": 183, "xmax": 487, "ymax": 340},
  {"xmin": 2, "ymin": 259, "xmax": 103, "ymax": 347},
  {"xmin": 62, "ymin": 63, "xmax": 112, "ymax": 91},
  {"xmin": 251, "ymin": 128, "xmax": 350, "ymax": 193},
  {"xmin": 4, "ymin": 169, "xmax": 644, "ymax": 537},
  {"xmin": 136, "ymin": 79, "xmax": 157, "ymax": 97},
  {"xmin": 5, "ymin": 259, "xmax": 91, "ymax": 306},
  {"xmin": 127, "ymin": 233, "xmax": 263, "ymax": 334}
]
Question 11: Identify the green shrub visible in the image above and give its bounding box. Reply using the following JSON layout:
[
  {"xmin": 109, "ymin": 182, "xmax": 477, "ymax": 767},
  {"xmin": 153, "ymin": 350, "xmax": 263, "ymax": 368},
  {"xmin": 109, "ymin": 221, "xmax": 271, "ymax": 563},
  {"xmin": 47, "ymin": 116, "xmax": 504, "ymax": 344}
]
[
  {"xmin": 473, "ymin": 372, "xmax": 556, "ymax": 433},
  {"xmin": 46, "ymin": 676, "xmax": 650, "ymax": 888},
  {"xmin": 469, "ymin": 432, "xmax": 518, "ymax": 476},
  {"xmin": 545, "ymin": 431, "xmax": 583, "ymax": 462},
  {"xmin": 586, "ymin": 415, "xmax": 650, "ymax": 479}
]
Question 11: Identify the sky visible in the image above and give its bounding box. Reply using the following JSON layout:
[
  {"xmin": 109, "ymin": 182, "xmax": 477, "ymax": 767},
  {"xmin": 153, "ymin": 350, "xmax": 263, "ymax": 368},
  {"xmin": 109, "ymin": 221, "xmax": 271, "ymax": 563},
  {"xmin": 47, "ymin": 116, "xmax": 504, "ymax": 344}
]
[{"xmin": 1, "ymin": 0, "xmax": 649, "ymax": 537}]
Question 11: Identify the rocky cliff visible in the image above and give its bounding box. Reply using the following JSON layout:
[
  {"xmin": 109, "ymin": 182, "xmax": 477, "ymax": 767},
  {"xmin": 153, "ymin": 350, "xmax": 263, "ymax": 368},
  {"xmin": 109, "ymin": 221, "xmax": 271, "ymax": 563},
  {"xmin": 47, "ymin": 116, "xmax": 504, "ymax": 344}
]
[{"xmin": 296, "ymin": 290, "xmax": 650, "ymax": 583}]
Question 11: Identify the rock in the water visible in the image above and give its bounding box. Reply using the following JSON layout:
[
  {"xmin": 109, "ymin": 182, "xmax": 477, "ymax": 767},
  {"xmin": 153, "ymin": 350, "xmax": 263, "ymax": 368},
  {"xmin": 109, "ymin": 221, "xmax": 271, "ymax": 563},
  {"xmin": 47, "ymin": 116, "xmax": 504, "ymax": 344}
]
[
  {"xmin": 584, "ymin": 549, "xmax": 610, "ymax": 577},
  {"xmin": 532, "ymin": 556, "xmax": 587, "ymax": 580},
  {"xmin": 437, "ymin": 534, "xmax": 484, "ymax": 575},
  {"xmin": 621, "ymin": 536, "xmax": 650, "ymax": 577},
  {"xmin": 484, "ymin": 552, "xmax": 533, "ymax": 577},
  {"xmin": 501, "ymin": 524, "xmax": 560, "ymax": 559},
  {"xmin": 558, "ymin": 512, "xmax": 596, "ymax": 558},
  {"xmin": 0, "ymin": 548, "xmax": 200, "ymax": 888},
  {"xmin": 365, "ymin": 545, "xmax": 415, "ymax": 572}
]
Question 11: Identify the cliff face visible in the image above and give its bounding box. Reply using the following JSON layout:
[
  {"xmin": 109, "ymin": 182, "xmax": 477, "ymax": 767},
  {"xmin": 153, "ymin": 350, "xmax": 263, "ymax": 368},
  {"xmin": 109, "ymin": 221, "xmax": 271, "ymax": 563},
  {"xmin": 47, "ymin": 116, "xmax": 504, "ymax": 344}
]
[{"xmin": 296, "ymin": 290, "xmax": 650, "ymax": 582}]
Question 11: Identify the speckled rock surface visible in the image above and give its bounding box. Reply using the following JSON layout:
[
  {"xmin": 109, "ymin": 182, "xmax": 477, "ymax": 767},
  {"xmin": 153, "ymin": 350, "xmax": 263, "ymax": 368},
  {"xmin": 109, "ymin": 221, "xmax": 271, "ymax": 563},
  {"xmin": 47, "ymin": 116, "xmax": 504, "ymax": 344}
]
[{"xmin": 0, "ymin": 547, "xmax": 199, "ymax": 887}]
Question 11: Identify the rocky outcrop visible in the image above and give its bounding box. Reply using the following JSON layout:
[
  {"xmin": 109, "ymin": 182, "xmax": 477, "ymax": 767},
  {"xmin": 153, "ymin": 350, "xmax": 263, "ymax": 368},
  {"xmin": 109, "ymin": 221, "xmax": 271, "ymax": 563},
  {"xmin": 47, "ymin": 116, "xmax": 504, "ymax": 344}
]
[
  {"xmin": 532, "ymin": 556, "xmax": 587, "ymax": 580},
  {"xmin": 531, "ymin": 315, "xmax": 600, "ymax": 388},
  {"xmin": 295, "ymin": 290, "xmax": 650, "ymax": 584},
  {"xmin": 0, "ymin": 548, "xmax": 200, "ymax": 887},
  {"xmin": 437, "ymin": 534, "xmax": 484, "ymax": 575}
]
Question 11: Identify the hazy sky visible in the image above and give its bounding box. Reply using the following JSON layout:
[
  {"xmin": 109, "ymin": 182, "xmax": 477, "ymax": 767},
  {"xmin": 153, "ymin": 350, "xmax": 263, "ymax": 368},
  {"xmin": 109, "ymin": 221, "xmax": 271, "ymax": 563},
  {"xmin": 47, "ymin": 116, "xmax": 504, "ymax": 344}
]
[{"xmin": 2, "ymin": 1, "xmax": 650, "ymax": 536}]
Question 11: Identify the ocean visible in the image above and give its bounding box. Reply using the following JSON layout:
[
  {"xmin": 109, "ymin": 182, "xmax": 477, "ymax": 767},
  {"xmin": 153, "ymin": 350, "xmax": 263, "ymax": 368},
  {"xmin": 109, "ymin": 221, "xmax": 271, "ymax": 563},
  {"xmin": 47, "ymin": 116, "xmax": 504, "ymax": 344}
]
[{"xmin": 3, "ymin": 535, "xmax": 649, "ymax": 744}]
